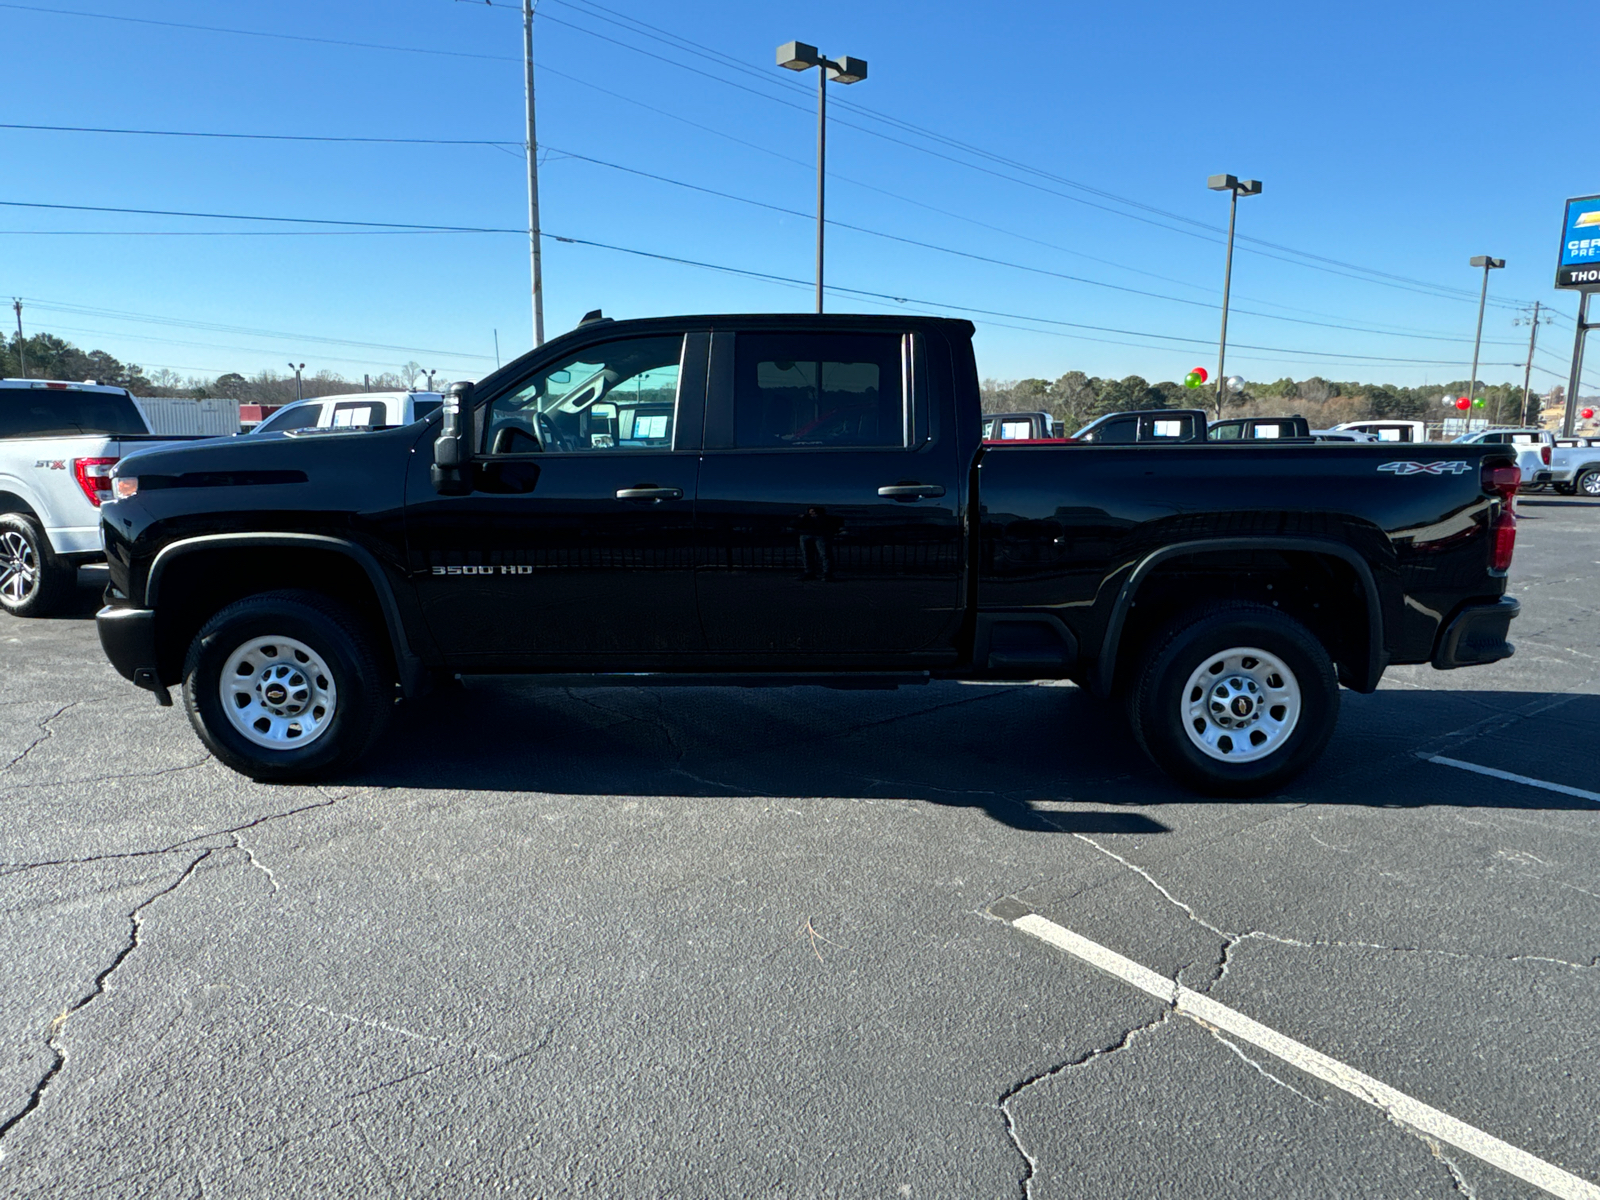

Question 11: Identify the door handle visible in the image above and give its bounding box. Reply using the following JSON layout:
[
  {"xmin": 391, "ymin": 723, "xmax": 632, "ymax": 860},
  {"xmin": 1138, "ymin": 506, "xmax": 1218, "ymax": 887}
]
[
  {"xmin": 877, "ymin": 483, "xmax": 946, "ymax": 500},
  {"xmin": 615, "ymin": 486, "xmax": 683, "ymax": 501}
]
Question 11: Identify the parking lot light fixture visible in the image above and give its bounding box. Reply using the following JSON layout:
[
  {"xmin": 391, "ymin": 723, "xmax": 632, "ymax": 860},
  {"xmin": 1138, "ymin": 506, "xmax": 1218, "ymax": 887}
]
[
  {"xmin": 288, "ymin": 362, "xmax": 304, "ymax": 402},
  {"xmin": 777, "ymin": 40, "xmax": 868, "ymax": 313},
  {"xmin": 1207, "ymin": 175, "xmax": 1262, "ymax": 418},
  {"xmin": 1467, "ymin": 255, "xmax": 1506, "ymax": 418}
]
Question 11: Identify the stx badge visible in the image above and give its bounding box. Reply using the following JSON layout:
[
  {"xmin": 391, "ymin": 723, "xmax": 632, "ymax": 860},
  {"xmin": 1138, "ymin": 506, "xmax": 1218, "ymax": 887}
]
[{"xmin": 1377, "ymin": 461, "xmax": 1472, "ymax": 476}]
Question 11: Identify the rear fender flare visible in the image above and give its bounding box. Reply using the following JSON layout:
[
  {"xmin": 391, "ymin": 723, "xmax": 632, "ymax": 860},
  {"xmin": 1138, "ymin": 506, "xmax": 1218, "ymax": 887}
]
[{"xmin": 1093, "ymin": 536, "xmax": 1386, "ymax": 698}]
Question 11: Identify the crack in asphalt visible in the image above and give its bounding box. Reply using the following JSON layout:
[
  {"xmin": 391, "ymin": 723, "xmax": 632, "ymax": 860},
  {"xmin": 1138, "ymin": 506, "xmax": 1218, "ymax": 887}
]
[
  {"xmin": 0, "ymin": 849, "xmax": 214, "ymax": 1158},
  {"xmin": 1, "ymin": 701, "xmax": 80, "ymax": 772},
  {"xmin": 998, "ymin": 1008, "xmax": 1175, "ymax": 1200},
  {"xmin": 0, "ymin": 797, "xmax": 337, "ymax": 878},
  {"xmin": 1239, "ymin": 930, "xmax": 1600, "ymax": 972},
  {"xmin": 0, "ymin": 758, "xmax": 212, "ymax": 794}
]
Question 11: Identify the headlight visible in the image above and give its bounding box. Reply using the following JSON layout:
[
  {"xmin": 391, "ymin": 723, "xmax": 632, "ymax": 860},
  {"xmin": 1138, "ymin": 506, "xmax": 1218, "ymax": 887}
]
[{"xmin": 113, "ymin": 477, "xmax": 139, "ymax": 500}]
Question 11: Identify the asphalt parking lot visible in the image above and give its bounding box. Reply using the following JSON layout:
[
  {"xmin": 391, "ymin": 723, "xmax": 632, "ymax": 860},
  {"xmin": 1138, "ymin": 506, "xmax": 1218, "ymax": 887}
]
[{"xmin": 2, "ymin": 495, "xmax": 1597, "ymax": 1199}]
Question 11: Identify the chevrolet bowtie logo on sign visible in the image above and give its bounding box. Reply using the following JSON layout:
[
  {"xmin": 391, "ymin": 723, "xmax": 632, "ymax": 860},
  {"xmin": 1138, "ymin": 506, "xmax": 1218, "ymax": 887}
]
[{"xmin": 1378, "ymin": 461, "xmax": 1473, "ymax": 475}]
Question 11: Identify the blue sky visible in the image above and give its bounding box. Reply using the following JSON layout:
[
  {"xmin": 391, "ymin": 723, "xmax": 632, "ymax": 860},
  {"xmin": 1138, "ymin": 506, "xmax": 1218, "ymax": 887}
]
[{"xmin": 1, "ymin": 0, "xmax": 1593, "ymax": 394}]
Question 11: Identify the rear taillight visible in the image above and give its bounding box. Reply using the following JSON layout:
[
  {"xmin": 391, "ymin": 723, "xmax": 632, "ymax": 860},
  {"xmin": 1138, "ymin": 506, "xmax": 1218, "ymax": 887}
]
[
  {"xmin": 1541, "ymin": 445, "xmax": 1552, "ymax": 466},
  {"xmin": 1483, "ymin": 462, "xmax": 1519, "ymax": 572},
  {"xmin": 72, "ymin": 457, "xmax": 118, "ymax": 507}
]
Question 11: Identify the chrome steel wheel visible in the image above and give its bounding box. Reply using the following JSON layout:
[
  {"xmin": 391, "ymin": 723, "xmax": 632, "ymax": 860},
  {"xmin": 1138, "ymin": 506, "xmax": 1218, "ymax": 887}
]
[
  {"xmin": 0, "ymin": 530, "xmax": 38, "ymax": 606},
  {"xmin": 1181, "ymin": 646, "xmax": 1301, "ymax": 764},
  {"xmin": 220, "ymin": 635, "xmax": 338, "ymax": 750},
  {"xmin": 1579, "ymin": 470, "xmax": 1600, "ymax": 498}
]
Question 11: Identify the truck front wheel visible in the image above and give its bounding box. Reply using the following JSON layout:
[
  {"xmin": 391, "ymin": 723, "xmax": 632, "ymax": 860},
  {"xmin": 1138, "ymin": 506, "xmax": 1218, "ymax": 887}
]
[
  {"xmin": 1127, "ymin": 604, "xmax": 1339, "ymax": 797},
  {"xmin": 182, "ymin": 590, "xmax": 391, "ymax": 781}
]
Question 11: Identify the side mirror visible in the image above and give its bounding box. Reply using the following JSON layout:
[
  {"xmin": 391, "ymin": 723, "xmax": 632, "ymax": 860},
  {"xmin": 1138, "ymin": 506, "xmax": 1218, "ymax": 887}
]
[{"xmin": 430, "ymin": 380, "xmax": 475, "ymax": 495}]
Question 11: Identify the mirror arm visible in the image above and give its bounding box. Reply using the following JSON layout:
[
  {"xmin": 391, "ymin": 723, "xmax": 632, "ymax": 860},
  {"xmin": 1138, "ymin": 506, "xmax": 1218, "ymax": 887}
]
[{"xmin": 431, "ymin": 380, "xmax": 476, "ymax": 495}]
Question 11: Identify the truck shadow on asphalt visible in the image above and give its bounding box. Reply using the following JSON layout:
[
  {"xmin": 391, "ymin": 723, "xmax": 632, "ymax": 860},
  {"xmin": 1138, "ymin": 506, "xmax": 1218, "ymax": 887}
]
[{"xmin": 350, "ymin": 682, "xmax": 1600, "ymax": 832}]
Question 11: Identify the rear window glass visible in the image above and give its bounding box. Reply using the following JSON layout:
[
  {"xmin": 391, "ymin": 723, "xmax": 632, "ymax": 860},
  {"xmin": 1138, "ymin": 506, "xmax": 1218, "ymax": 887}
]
[
  {"xmin": 412, "ymin": 398, "xmax": 442, "ymax": 422},
  {"xmin": 0, "ymin": 389, "xmax": 146, "ymax": 439},
  {"xmin": 734, "ymin": 332, "xmax": 904, "ymax": 449}
]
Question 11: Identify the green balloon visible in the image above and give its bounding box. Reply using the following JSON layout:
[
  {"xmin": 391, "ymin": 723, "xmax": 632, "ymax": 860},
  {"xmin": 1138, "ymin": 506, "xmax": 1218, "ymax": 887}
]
[
  {"xmin": 1472, "ymin": 398, "xmax": 1485, "ymax": 408},
  {"xmin": 1184, "ymin": 372, "xmax": 1202, "ymax": 389}
]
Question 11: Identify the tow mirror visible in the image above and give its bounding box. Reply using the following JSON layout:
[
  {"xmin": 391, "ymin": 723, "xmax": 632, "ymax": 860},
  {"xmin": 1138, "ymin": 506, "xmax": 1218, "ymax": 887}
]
[{"xmin": 430, "ymin": 380, "xmax": 475, "ymax": 495}]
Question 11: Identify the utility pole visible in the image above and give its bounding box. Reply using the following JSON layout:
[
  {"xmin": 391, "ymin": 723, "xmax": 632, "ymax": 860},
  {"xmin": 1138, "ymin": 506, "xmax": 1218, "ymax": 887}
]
[
  {"xmin": 12, "ymin": 299, "xmax": 25, "ymax": 379},
  {"xmin": 1515, "ymin": 302, "xmax": 1543, "ymax": 426},
  {"xmin": 524, "ymin": 0, "xmax": 545, "ymax": 347},
  {"xmin": 494, "ymin": 329, "xmax": 501, "ymax": 370}
]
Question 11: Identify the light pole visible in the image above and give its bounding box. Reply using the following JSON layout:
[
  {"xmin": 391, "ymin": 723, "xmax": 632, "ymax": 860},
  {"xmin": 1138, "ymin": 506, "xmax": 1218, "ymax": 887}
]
[
  {"xmin": 1467, "ymin": 255, "xmax": 1505, "ymax": 420},
  {"xmin": 1207, "ymin": 175, "xmax": 1262, "ymax": 418},
  {"xmin": 777, "ymin": 41, "xmax": 868, "ymax": 314},
  {"xmin": 288, "ymin": 363, "xmax": 304, "ymax": 402}
]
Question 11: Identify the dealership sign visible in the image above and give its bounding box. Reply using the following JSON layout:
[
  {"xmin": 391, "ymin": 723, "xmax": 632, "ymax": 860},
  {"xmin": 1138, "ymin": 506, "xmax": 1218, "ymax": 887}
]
[{"xmin": 1556, "ymin": 194, "xmax": 1600, "ymax": 289}]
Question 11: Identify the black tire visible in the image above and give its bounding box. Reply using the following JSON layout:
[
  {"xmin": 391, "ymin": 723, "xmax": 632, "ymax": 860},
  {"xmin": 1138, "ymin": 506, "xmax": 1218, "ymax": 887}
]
[
  {"xmin": 1553, "ymin": 482, "xmax": 1577, "ymax": 496},
  {"xmin": 1127, "ymin": 603, "xmax": 1339, "ymax": 797},
  {"xmin": 0, "ymin": 513, "xmax": 75, "ymax": 618},
  {"xmin": 182, "ymin": 589, "xmax": 391, "ymax": 781},
  {"xmin": 1577, "ymin": 469, "xmax": 1600, "ymax": 499}
]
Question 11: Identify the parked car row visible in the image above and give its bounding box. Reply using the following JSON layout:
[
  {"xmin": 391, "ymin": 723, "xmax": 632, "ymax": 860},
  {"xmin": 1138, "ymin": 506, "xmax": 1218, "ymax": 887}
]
[
  {"xmin": 978, "ymin": 410, "xmax": 1600, "ymax": 496},
  {"xmin": 0, "ymin": 379, "xmax": 444, "ymax": 616}
]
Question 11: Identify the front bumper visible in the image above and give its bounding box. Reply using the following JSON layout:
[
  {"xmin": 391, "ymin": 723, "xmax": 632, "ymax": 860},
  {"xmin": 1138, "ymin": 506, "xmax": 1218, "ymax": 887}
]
[
  {"xmin": 1432, "ymin": 596, "xmax": 1519, "ymax": 670},
  {"xmin": 95, "ymin": 605, "xmax": 171, "ymax": 705}
]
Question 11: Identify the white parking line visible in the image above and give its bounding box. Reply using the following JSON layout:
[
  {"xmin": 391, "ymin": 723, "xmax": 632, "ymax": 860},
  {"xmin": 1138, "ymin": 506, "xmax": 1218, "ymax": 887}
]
[
  {"xmin": 1422, "ymin": 754, "xmax": 1600, "ymax": 804},
  {"xmin": 993, "ymin": 902, "xmax": 1600, "ymax": 1200}
]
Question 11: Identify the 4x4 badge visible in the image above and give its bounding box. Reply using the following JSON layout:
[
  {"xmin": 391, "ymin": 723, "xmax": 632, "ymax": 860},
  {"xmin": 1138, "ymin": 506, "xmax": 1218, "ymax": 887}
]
[{"xmin": 1377, "ymin": 461, "xmax": 1471, "ymax": 475}]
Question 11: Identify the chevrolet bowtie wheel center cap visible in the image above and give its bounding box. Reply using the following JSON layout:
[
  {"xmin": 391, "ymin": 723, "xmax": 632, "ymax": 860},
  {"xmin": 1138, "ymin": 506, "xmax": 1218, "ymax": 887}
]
[
  {"xmin": 221, "ymin": 636, "xmax": 338, "ymax": 751},
  {"xmin": 1181, "ymin": 647, "xmax": 1303, "ymax": 764}
]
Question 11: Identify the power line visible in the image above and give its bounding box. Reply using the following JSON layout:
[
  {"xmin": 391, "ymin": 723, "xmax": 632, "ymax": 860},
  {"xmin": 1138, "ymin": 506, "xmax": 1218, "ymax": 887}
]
[
  {"xmin": 25, "ymin": 297, "xmax": 496, "ymax": 360},
  {"xmin": 513, "ymin": 0, "xmax": 1542, "ymax": 313},
  {"xmin": 545, "ymin": 231, "xmax": 1522, "ymax": 367},
  {"xmin": 10, "ymin": 0, "xmax": 1539, "ymax": 314},
  {"xmin": 0, "ymin": 167, "xmax": 1525, "ymax": 350},
  {"xmin": 0, "ymin": 122, "xmax": 520, "ymax": 147}
]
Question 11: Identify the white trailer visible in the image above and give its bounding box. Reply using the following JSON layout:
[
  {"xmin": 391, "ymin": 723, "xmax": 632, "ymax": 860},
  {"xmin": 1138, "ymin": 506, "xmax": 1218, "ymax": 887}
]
[{"xmin": 131, "ymin": 397, "xmax": 241, "ymax": 436}]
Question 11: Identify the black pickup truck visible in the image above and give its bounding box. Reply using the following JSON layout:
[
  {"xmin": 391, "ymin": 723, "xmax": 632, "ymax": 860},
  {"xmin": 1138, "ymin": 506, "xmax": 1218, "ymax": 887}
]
[{"xmin": 95, "ymin": 313, "xmax": 1521, "ymax": 795}]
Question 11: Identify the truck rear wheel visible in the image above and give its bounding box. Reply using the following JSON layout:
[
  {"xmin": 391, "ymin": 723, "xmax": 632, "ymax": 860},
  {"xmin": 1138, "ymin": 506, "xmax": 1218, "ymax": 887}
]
[
  {"xmin": 1127, "ymin": 603, "xmax": 1339, "ymax": 796},
  {"xmin": 0, "ymin": 513, "xmax": 74, "ymax": 618},
  {"xmin": 1577, "ymin": 468, "xmax": 1600, "ymax": 498},
  {"xmin": 182, "ymin": 590, "xmax": 391, "ymax": 781}
]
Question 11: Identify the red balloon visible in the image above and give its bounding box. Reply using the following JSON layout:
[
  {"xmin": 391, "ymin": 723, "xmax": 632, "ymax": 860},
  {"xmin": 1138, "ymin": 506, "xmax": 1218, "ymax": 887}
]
[
  {"xmin": 1190, "ymin": 367, "xmax": 1208, "ymax": 383},
  {"xmin": 1455, "ymin": 397, "xmax": 1471, "ymax": 411},
  {"xmin": 1583, "ymin": 407, "xmax": 1596, "ymax": 420}
]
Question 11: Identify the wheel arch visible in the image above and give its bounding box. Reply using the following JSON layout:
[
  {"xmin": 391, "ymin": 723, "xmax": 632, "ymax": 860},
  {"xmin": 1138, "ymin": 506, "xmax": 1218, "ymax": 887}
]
[
  {"xmin": 146, "ymin": 533, "xmax": 422, "ymax": 694},
  {"xmin": 1093, "ymin": 537, "xmax": 1385, "ymax": 699},
  {"xmin": 0, "ymin": 489, "xmax": 42, "ymax": 521}
]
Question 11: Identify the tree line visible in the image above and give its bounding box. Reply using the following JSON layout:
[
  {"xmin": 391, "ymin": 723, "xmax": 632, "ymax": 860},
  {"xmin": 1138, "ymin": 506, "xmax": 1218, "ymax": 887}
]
[
  {"xmin": 3, "ymin": 328, "xmax": 1542, "ymax": 424},
  {"xmin": 3, "ymin": 331, "xmax": 444, "ymax": 405},
  {"xmin": 981, "ymin": 371, "xmax": 1543, "ymax": 431}
]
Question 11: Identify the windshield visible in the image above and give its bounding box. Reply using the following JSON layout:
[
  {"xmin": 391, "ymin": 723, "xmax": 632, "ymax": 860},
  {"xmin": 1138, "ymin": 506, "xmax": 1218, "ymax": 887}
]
[{"xmin": 0, "ymin": 389, "xmax": 146, "ymax": 439}]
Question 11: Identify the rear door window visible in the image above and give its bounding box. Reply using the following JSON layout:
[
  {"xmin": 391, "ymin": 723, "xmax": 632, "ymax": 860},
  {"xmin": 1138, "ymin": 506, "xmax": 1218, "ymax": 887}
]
[
  {"xmin": 331, "ymin": 401, "xmax": 380, "ymax": 427},
  {"xmin": 0, "ymin": 389, "xmax": 146, "ymax": 438},
  {"xmin": 732, "ymin": 332, "xmax": 905, "ymax": 449}
]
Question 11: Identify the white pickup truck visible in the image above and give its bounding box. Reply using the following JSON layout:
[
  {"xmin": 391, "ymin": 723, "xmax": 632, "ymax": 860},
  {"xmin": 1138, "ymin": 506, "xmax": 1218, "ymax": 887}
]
[
  {"xmin": 1550, "ymin": 437, "xmax": 1600, "ymax": 496},
  {"xmin": 1450, "ymin": 427, "xmax": 1554, "ymax": 490},
  {"xmin": 1, "ymin": 379, "xmax": 207, "ymax": 616},
  {"xmin": 246, "ymin": 390, "xmax": 443, "ymax": 435}
]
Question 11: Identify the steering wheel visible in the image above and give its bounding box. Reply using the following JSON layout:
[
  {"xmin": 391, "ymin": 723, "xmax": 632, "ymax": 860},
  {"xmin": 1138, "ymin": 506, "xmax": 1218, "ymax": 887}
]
[{"xmin": 536, "ymin": 412, "xmax": 570, "ymax": 452}]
